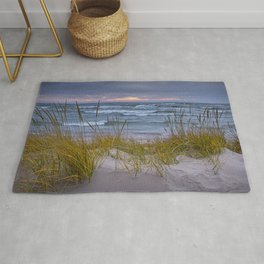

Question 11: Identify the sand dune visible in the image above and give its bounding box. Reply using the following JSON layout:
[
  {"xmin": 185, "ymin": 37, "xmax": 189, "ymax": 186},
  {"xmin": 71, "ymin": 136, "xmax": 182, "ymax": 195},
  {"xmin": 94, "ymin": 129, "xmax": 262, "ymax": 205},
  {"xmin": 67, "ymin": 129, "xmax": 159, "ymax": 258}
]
[{"xmin": 72, "ymin": 148, "xmax": 250, "ymax": 193}]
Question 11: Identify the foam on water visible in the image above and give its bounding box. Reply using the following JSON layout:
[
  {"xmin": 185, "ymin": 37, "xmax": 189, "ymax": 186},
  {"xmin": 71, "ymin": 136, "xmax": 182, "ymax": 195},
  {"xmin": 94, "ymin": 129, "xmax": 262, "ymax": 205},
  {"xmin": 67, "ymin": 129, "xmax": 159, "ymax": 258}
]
[{"xmin": 33, "ymin": 101, "xmax": 235, "ymax": 139}]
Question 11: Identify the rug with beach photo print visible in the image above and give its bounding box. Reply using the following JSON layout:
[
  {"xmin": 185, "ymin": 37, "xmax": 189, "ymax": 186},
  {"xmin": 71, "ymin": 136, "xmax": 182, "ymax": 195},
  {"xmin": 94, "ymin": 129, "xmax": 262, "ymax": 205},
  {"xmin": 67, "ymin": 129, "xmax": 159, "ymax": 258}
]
[{"xmin": 13, "ymin": 81, "xmax": 250, "ymax": 194}]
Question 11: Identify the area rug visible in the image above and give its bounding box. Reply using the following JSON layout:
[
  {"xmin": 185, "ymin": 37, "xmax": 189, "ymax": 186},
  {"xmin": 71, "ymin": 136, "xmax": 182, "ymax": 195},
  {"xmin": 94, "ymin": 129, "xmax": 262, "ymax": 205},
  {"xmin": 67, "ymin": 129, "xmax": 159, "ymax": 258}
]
[{"xmin": 13, "ymin": 81, "xmax": 250, "ymax": 194}]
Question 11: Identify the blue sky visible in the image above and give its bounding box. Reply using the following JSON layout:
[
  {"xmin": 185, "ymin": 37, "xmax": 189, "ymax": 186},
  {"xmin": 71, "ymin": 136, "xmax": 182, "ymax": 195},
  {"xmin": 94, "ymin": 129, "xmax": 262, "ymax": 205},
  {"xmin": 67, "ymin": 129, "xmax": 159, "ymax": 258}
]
[{"xmin": 38, "ymin": 81, "xmax": 229, "ymax": 104}]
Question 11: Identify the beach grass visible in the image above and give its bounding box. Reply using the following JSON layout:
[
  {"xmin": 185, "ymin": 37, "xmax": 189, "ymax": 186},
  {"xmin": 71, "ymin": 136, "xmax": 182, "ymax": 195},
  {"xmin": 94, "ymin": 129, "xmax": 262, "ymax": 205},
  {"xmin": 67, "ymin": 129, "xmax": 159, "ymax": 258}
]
[
  {"xmin": 14, "ymin": 102, "xmax": 242, "ymax": 193},
  {"xmin": 17, "ymin": 134, "xmax": 100, "ymax": 193}
]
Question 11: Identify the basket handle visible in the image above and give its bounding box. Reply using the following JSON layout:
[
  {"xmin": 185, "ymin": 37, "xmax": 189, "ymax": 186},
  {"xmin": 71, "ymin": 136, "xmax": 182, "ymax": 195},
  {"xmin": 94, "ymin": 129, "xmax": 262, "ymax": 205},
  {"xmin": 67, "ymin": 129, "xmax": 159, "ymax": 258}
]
[{"xmin": 71, "ymin": 0, "xmax": 79, "ymax": 14}]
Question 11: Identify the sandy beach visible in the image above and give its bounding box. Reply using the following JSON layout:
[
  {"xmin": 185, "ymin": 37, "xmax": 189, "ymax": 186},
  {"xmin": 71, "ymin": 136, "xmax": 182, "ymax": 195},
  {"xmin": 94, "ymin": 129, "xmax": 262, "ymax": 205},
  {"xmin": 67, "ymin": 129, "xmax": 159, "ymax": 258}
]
[
  {"xmin": 59, "ymin": 148, "xmax": 250, "ymax": 193},
  {"xmin": 14, "ymin": 146, "xmax": 250, "ymax": 194}
]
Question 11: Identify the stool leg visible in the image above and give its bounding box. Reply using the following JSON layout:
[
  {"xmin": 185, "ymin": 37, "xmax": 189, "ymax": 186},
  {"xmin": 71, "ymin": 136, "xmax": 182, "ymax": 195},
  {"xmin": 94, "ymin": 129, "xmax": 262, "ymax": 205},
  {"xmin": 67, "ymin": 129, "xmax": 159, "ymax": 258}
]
[
  {"xmin": 0, "ymin": 0, "xmax": 31, "ymax": 82},
  {"xmin": 0, "ymin": 0, "xmax": 63, "ymax": 58},
  {"xmin": 0, "ymin": 31, "xmax": 30, "ymax": 82},
  {"xmin": 38, "ymin": 0, "xmax": 63, "ymax": 57}
]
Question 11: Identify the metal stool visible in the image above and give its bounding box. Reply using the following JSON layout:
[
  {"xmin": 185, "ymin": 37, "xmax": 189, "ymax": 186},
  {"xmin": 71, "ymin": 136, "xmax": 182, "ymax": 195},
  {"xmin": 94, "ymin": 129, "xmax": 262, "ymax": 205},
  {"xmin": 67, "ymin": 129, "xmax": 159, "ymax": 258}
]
[{"xmin": 0, "ymin": 0, "xmax": 63, "ymax": 82}]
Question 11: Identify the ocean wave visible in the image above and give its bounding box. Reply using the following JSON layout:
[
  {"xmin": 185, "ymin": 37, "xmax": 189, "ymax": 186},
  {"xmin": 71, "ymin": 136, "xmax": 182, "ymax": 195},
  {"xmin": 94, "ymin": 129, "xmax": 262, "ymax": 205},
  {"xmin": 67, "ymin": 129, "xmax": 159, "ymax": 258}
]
[
  {"xmin": 134, "ymin": 104, "xmax": 158, "ymax": 109},
  {"xmin": 38, "ymin": 106, "xmax": 50, "ymax": 110},
  {"xmin": 83, "ymin": 109, "xmax": 158, "ymax": 116},
  {"xmin": 122, "ymin": 110, "xmax": 157, "ymax": 117},
  {"xmin": 63, "ymin": 121, "xmax": 106, "ymax": 127},
  {"xmin": 89, "ymin": 109, "xmax": 129, "ymax": 114}
]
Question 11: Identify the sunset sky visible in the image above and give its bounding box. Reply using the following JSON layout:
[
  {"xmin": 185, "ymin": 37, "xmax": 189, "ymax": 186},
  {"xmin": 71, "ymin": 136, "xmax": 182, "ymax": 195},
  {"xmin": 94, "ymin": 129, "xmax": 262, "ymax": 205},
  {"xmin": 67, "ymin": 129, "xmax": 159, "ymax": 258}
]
[{"xmin": 37, "ymin": 82, "xmax": 229, "ymax": 104}]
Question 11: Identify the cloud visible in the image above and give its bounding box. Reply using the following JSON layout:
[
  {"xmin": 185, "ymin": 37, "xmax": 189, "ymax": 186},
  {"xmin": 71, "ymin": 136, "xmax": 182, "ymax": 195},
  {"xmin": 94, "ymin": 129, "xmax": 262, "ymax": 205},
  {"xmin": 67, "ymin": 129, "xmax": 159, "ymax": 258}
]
[{"xmin": 38, "ymin": 82, "xmax": 229, "ymax": 104}]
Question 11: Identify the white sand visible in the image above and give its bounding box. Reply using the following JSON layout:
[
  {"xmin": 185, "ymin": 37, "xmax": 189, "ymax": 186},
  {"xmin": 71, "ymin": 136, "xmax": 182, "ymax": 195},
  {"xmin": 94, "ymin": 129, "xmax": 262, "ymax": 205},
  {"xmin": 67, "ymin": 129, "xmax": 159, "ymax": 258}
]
[
  {"xmin": 165, "ymin": 148, "xmax": 250, "ymax": 192},
  {"xmin": 72, "ymin": 148, "xmax": 250, "ymax": 193}
]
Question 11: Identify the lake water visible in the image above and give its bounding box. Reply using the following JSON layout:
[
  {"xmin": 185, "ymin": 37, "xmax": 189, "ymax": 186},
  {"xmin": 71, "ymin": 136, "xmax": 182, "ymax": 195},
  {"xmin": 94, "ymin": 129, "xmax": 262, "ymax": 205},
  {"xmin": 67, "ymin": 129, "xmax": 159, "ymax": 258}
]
[{"xmin": 32, "ymin": 101, "xmax": 236, "ymax": 140}]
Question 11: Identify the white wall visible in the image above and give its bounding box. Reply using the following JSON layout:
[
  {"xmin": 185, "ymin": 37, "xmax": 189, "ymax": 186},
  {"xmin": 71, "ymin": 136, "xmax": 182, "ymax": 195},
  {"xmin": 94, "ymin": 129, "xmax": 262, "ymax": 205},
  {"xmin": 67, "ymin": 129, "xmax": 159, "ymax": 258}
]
[{"xmin": 1, "ymin": 0, "xmax": 264, "ymax": 28}]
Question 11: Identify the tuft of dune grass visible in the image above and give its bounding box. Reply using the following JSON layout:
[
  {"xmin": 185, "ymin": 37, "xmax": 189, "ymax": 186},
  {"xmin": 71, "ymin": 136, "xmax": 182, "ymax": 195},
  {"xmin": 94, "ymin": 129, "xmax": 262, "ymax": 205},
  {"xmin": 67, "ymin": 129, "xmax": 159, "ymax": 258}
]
[
  {"xmin": 14, "ymin": 102, "xmax": 243, "ymax": 193},
  {"xmin": 16, "ymin": 134, "xmax": 100, "ymax": 193}
]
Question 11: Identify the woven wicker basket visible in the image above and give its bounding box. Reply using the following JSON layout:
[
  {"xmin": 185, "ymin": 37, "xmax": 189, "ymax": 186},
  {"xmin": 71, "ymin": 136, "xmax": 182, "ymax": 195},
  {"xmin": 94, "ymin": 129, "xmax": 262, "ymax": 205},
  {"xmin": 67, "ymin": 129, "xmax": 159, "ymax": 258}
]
[{"xmin": 68, "ymin": 0, "xmax": 128, "ymax": 58}]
